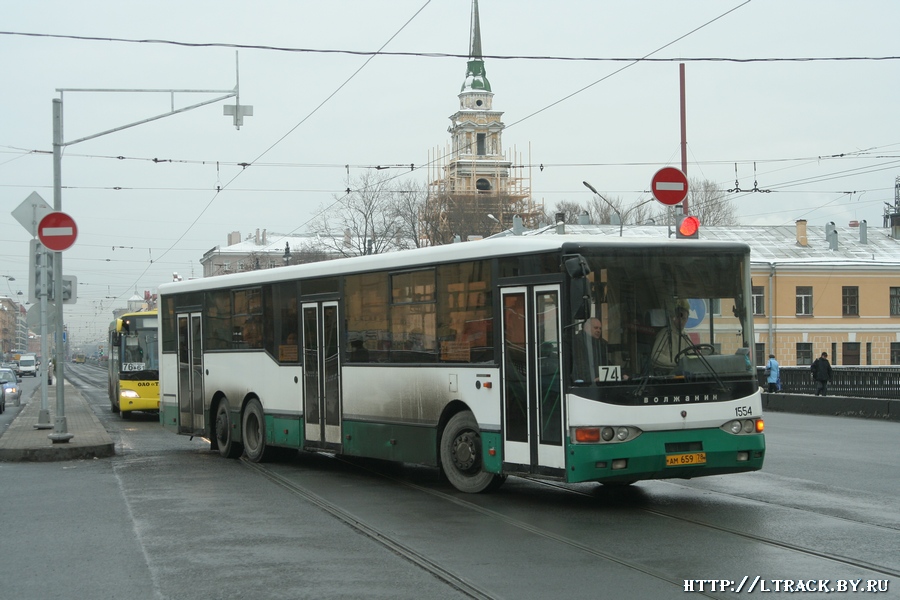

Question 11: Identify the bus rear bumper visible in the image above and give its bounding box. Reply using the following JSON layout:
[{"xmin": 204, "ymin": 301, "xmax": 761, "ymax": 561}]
[{"xmin": 566, "ymin": 428, "xmax": 765, "ymax": 484}]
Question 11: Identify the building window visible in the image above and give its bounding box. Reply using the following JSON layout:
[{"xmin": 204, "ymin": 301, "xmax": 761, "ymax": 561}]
[
  {"xmin": 754, "ymin": 343, "xmax": 766, "ymax": 367},
  {"xmin": 842, "ymin": 286, "xmax": 859, "ymax": 316},
  {"xmin": 866, "ymin": 342, "xmax": 872, "ymax": 365},
  {"xmin": 892, "ymin": 343, "xmax": 900, "ymax": 365},
  {"xmin": 752, "ymin": 286, "xmax": 765, "ymax": 316},
  {"xmin": 796, "ymin": 286, "xmax": 813, "ymax": 316},
  {"xmin": 842, "ymin": 342, "xmax": 860, "ymax": 365},
  {"xmin": 796, "ymin": 342, "xmax": 812, "ymax": 365},
  {"xmin": 891, "ymin": 288, "xmax": 900, "ymax": 316},
  {"xmin": 476, "ymin": 133, "xmax": 486, "ymax": 155}
]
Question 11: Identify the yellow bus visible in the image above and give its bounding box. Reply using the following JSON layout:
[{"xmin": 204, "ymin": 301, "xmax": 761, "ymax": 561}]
[
  {"xmin": 108, "ymin": 310, "xmax": 159, "ymax": 419},
  {"xmin": 73, "ymin": 353, "xmax": 86, "ymax": 364}
]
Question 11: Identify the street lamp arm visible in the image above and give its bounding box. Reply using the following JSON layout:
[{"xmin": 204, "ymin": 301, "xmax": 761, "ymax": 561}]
[{"xmin": 622, "ymin": 197, "xmax": 657, "ymax": 220}]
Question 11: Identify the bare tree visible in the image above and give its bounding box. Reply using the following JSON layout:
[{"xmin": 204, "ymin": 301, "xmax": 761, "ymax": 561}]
[
  {"xmin": 311, "ymin": 171, "xmax": 406, "ymax": 257},
  {"xmin": 685, "ymin": 177, "xmax": 738, "ymax": 226},
  {"xmin": 550, "ymin": 200, "xmax": 590, "ymax": 224},
  {"xmin": 391, "ymin": 179, "xmax": 430, "ymax": 249},
  {"xmin": 587, "ymin": 193, "xmax": 656, "ymax": 225}
]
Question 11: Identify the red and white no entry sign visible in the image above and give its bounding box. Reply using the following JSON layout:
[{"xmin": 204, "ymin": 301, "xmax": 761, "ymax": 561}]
[
  {"xmin": 651, "ymin": 167, "xmax": 689, "ymax": 206},
  {"xmin": 38, "ymin": 211, "xmax": 78, "ymax": 251}
]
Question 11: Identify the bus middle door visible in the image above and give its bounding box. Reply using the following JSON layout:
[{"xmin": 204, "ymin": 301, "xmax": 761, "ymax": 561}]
[
  {"xmin": 301, "ymin": 301, "xmax": 342, "ymax": 449},
  {"xmin": 176, "ymin": 312, "xmax": 205, "ymax": 436},
  {"xmin": 500, "ymin": 285, "xmax": 565, "ymax": 475}
]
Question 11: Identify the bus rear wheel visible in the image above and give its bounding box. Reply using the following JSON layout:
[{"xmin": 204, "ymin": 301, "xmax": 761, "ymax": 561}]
[
  {"xmin": 214, "ymin": 400, "xmax": 242, "ymax": 459},
  {"xmin": 242, "ymin": 398, "xmax": 268, "ymax": 463},
  {"xmin": 440, "ymin": 411, "xmax": 503, "ymax": 494}
]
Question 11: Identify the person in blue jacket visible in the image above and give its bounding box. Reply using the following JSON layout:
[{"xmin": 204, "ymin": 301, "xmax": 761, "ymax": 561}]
[{"xmin": 765, "ymin": 353, "xmax": 780, "ymax": 393}]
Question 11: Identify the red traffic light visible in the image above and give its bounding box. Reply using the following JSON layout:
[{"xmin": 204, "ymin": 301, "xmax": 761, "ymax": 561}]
[{"xmin": 677, "ymin": 215, "xmax": 700, "ymax": 238}]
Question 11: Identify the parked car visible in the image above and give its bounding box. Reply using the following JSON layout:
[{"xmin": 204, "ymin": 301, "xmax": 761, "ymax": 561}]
[{"xmin": 0, "ymin": 368, "xmax": 21, "ymax": 408}]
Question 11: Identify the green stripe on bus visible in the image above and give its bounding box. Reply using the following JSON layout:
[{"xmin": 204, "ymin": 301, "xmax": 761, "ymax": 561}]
[{"xmin": 342, "ymin": 420, "xmax": 438, "ymax": 466}]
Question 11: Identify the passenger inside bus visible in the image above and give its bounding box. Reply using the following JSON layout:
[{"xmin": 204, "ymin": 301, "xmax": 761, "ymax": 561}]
[
  {"xmin": 571, "ymin": 317, "xmax": 629, "ymax": 384},
  {"xmin": 349, "ymin": 339, "xmax": 369, "ymax": 362},
  {"xmin": 572, "ymin": 318, "xmax": 608, "ymax": 379}
]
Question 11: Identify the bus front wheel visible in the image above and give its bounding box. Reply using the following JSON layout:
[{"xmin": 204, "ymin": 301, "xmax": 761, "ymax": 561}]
[
  {"xmin": 214, "ymin": 400, "xmax": 242, "ymax": 459},
  {"xmin": 242, "ymin": 398, "xmax": 268, "ymax": 463},
  {"xmin": 440, "ymin": 411, "xmax": 503, "ymax": 494}
]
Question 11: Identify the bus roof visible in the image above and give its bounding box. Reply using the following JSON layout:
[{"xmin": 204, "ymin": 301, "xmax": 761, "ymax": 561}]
[{"xmin": 159, "ymin": 235, "xmax": 751, "ymax": 295}]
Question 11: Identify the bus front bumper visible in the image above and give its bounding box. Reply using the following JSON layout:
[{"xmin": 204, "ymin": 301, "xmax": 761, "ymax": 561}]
[{"xmin": 566, "ymin": 427, "xmax": 765, "ymax": 484}]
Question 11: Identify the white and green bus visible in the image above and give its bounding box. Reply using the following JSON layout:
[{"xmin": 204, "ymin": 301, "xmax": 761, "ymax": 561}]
[{"xmin": 158, "ymin": 236, "xmax": 765, "ymax": 493}]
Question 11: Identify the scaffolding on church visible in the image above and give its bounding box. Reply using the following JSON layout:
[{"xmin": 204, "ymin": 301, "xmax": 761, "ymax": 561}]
[{"xmin": 426, "ymin": 143, "xmax": 541, "ymax": 244}]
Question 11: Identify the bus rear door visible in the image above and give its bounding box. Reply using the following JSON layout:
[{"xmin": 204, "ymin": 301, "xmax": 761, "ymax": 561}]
[{"xmin": 500, "ymin": 285, "xmax": 565, "ymax": 475}]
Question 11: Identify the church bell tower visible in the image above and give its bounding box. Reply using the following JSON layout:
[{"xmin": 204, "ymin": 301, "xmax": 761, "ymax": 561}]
[{"xmin": 427, "ymin": 0, "xmax": 535, "ymax": 242}]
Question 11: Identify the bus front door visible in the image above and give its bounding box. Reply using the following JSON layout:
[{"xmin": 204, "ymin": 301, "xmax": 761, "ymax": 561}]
[
  {"xmin": 500, "ymin": 286, "xmax": 565, "ymax": 474},
  {"xmin": 302, "ymin": 301, "xmax": 342, "ymax": 449},
  {"xmin": 176, "ymin": 313, "xmax": 205, "ymax": 436}
]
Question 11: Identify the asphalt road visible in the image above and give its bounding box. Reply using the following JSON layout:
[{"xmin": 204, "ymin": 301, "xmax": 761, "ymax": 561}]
[{"xmin": 0, "ymin": 365, "xmax": 896, "ymax": 599}]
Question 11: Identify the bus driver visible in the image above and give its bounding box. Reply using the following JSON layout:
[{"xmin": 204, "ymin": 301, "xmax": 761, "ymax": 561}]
[{"xmin": 651, "ymin": 300, "xmax": 690, "ymax": 371}]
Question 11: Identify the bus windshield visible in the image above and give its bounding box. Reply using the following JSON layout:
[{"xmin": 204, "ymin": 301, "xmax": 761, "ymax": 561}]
[
  {"xmin": 567, "ymin": 247, "xmax": 752, "ymax": 387},
  {"xmin": 120, "ymin": 326, "xmax": 159, "ymax": 374}
]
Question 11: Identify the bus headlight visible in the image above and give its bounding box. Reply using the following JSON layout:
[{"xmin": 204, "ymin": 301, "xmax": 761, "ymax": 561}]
[
  {"xmin": 121, "ymin": 390, "xmax": 140, "ymax": 399},
  {"xmin": 722, "ymin": 419, "xmax": 761, "ymax": 435},
  {"xmin": 572, "ymin": 426, "xmax": 642, "ymax": 444}
]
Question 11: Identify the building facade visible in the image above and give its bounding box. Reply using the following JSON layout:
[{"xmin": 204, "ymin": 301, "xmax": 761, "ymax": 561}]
[
  {"xmin": 0, "ymin": 296, "xmax": 27, "ymax": 358},
  {"xmin": 200, "ymin": 229, "xmax": 337, "ymax": 277}
]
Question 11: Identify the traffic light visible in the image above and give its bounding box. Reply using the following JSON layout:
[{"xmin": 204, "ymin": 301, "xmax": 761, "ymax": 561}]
[
  {"xmin": 28, "ymin": 239, "xmax": 54, "ymax": 304},
  {"xmin": 61, "ymin": 276, "xmax": 77, "ymax": 304},
  {"xmin": 676, "ymin": 215, "xmax": 700, "ymax": 239}
]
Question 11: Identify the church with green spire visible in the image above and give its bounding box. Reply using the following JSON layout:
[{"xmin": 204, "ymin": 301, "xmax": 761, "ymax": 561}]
[{"xmin": 426, "ymin": 0, "xmax": 538, "ymax": 243}]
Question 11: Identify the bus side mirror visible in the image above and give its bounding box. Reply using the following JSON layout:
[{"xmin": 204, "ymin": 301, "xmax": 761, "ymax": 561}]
[{"xmin": 563, "ymin": 255, "xmax": 590, "ymax": 278}]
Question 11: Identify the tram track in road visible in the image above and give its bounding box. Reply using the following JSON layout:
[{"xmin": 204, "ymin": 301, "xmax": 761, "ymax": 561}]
[
  {"xmin": 523, "ymin": 478, "xmax": 900, "ymax": 580},
  {"xmin": 247, "ymin": 456, "xmax": 723, "ymax": 600},
  {"xmin": 243, "ymin": 459, "xmax": 500, "ymax": 600}
]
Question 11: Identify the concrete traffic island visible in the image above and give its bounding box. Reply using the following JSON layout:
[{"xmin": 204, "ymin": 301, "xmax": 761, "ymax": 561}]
[{"xmin": 0, "ymin": 380, "xmax": 115, "ymax": 461}]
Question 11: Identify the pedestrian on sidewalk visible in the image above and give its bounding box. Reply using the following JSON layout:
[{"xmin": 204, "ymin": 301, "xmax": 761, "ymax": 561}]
[
  {"xmin": 811, "ymin": 351, "xmax": 832, "ymax": 396},
  {"xmin": 765, "ymin": 354, "xmax": 780, "ymax": 393}
]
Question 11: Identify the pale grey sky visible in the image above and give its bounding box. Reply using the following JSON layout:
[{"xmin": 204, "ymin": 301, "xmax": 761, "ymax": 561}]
[{"xmin": 2, "ymin": 0, "xmax": 899, "ymax": 345}]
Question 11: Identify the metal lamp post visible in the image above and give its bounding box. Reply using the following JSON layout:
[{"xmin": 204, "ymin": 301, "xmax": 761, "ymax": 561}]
[{"xmin": 46, "ymin": 55, "xmax": 252, "ymax": 443}]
